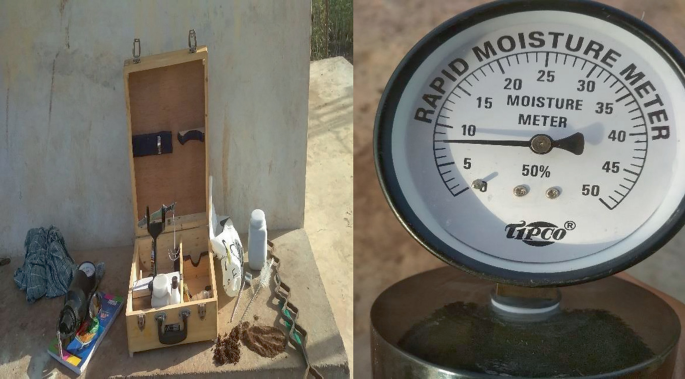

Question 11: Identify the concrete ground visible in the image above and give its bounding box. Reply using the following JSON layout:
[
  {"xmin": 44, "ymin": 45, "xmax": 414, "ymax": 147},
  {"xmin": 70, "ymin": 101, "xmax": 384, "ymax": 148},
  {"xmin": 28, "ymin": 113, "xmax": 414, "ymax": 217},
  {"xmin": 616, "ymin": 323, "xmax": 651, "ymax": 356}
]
[
  {"xmin": 0, "ymin": 229, "xmax": 348, "ymax": 378},
  {"xmin": 305, "ymin": 57, "xmax": 354, "ymax": 376},
  {"xmin": 354, "ymin": 0, "xmax": 685, "ymax": 376}
]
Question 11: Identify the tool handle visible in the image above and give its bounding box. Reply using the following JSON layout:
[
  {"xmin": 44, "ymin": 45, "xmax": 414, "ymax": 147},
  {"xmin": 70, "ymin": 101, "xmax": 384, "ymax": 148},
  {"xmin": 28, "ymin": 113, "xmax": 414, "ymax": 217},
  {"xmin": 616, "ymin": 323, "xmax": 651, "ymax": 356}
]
[
  {"xmin": 156, "ymin": 310, "xmax": 190, "ymax": 345},
  {"xmin": 177, "ymin": 127, "xmax": 205, "ymax": 145}
]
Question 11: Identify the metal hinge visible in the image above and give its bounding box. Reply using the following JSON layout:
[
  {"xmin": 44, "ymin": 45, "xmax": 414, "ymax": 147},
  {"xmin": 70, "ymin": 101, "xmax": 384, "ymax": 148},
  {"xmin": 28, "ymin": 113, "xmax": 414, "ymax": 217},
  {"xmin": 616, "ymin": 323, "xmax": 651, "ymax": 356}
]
[
  {"xmin": 188, "ymin": 30, "xmax": 197, "ymax": 53},
  {"xmin": 132, "ymin": 38, "xmax": 141, "ymax": 64},
  {"xmin": 198, "ymin": 303, "xmax": 206, "ymax": 320},
  {"xmin": 137, "ymin": 314, "xmax": 145, "ymax": 330}
]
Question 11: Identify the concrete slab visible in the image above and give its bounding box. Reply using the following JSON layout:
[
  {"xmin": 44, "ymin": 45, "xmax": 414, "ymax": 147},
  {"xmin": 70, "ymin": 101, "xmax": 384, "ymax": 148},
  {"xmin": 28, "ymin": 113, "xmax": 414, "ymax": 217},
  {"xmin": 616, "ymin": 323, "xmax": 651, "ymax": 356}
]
[
  {"xmin": 0, "ymin": 229, "xmax": 349, "ymax": 378},
  {"xmin": 305, "ymin": 57, "xmax": 353, "ymax": 373}
]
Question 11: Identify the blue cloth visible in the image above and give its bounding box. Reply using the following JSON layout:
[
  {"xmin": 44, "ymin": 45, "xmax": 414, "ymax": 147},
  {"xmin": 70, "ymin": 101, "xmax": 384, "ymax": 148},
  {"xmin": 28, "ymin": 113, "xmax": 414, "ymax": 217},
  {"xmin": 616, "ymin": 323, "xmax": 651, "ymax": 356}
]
[{"xmin": 14, "ymin": 227, "xmax": 76, "ymax": 303}]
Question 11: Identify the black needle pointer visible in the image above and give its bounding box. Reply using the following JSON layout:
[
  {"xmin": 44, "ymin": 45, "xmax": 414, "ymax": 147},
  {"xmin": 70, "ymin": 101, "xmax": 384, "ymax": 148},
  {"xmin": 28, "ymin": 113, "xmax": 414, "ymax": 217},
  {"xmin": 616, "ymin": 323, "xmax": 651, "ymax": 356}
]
[{"xmin": 439, "ymin": 132, "xmax": 585, "ymax": 155}]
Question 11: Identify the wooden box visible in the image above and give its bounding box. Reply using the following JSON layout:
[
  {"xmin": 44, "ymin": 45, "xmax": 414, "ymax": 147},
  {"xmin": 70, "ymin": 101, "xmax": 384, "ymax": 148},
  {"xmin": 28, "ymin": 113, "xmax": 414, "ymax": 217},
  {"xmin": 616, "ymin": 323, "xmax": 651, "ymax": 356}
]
[{"xmin": 123, "ymin": 41, "xmax": 217, "ymax": 356}]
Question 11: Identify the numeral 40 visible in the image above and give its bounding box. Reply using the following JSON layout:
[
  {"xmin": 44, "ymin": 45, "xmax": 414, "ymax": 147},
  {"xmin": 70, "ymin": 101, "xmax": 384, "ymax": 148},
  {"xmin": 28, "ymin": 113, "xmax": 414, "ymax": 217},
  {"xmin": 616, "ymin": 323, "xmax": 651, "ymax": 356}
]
[{"xmin": 608, "ymin": 130, "xmax": 626, "ymax": 142}]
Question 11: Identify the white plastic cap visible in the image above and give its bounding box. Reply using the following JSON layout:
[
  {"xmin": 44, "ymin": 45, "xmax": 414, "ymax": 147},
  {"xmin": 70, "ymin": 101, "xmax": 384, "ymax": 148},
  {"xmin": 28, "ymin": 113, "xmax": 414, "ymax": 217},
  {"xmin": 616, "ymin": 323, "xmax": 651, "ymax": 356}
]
[
  {"xmin": 250, "ymin": 209, "xmax": 266, "ymax": 228},
  {"xmin": 152, "ymin": 275, "xmax": 169, "ymax": 297}
]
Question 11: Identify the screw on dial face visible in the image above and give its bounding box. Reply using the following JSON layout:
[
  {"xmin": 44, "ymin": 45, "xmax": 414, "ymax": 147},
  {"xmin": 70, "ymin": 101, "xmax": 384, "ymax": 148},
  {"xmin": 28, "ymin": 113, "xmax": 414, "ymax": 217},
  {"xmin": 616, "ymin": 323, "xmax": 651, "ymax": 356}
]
[{"xmin": 375, "ymin": 0, "xmax": 685, "ymax": 286}]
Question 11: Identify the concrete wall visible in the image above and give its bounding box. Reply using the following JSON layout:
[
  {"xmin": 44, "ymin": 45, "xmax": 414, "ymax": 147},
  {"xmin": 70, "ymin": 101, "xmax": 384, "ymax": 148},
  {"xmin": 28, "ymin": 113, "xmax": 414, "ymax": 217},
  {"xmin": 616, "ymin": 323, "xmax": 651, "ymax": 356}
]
[{"xmin": 0, "ymin": 0, "xmax": 311, "ymax": 255}]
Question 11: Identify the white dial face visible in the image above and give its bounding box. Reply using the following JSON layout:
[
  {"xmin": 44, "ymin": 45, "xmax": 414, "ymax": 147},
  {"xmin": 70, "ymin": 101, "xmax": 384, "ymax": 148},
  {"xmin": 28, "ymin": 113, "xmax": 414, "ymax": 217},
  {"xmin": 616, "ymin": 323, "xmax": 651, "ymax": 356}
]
[{"xmin": 388, "ymin": 10, "xmax": 685, "ymax": 275}]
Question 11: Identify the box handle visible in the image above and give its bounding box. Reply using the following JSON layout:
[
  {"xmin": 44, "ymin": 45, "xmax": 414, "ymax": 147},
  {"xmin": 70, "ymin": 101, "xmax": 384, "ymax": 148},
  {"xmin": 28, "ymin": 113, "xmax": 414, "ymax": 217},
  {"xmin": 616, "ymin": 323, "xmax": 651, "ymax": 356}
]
[{"xmin": 155, "ymin": 309, "xmax": 191, "ymax": 345}]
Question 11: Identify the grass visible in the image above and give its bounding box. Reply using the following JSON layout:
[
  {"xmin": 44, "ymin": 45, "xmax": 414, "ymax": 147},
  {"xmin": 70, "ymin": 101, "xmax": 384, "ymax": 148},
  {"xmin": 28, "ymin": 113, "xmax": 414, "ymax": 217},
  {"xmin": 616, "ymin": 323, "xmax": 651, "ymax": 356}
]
[{"xmin": 311, "ymin": 0, "xmax": 353, "ymax": 62}]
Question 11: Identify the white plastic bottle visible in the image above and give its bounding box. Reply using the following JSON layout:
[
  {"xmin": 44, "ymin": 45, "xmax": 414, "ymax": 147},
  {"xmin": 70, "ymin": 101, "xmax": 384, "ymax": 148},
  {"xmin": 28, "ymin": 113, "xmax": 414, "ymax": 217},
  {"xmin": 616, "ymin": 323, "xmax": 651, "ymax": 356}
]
[
  {"xmin": 248, "ymin": 209, "xmax": 267, "ymax": 270},
  {"xmin": 151, "ymin": 274, "xmax": 171, "ymax": 308}
]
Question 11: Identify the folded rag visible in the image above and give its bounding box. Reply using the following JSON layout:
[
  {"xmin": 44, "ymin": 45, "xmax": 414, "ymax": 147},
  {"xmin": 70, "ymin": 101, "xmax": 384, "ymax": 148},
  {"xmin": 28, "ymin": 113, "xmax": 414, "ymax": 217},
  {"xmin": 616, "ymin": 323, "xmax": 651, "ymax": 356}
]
[{"xmin": 14, "ymin": 226, "xmax": 76, "ymax": 303}]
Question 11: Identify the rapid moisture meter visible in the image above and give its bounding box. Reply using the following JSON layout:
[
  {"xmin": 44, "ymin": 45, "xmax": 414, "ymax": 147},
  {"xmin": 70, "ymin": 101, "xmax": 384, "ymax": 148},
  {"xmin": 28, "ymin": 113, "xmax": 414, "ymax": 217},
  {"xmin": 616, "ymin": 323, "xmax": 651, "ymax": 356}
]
[{"xmin": 372, "ymin": 1, "xmax": 685, "ymax": 377}]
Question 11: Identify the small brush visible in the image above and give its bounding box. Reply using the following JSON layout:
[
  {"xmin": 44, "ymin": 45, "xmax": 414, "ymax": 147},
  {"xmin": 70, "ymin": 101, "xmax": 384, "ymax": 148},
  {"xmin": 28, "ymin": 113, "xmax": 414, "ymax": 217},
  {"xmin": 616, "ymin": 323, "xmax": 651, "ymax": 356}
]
[{"xmin": 239, "ymin": 258, "xmax": 273, "ymax": 323}]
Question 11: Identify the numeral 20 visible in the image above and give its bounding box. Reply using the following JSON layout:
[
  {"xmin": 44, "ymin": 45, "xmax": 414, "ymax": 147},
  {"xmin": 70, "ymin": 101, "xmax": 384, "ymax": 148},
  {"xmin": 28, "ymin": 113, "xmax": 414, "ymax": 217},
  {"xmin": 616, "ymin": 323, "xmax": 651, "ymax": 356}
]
[{"xmin": 504, "ymin": 78, "xmax": 522, "ymax": 91}]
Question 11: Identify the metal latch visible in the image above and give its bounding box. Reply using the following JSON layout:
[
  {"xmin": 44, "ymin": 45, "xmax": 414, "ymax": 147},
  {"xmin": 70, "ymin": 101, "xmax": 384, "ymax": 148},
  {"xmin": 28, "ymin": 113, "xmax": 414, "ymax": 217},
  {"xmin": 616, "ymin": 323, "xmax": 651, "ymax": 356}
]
[
  {"xmin": 137, "ymin": 314, "xmax": 145, "ymax": 330},
  {"xmin": 188, "ymin": 30, "xmax": 197, "ymax": 53},
  {"xmin": 198, "ymin": 303, "xmax": 206, "ymax": 320},
  {"xmin": 132, "ymin": 38, "xmax": 141, "ymax": 64}
]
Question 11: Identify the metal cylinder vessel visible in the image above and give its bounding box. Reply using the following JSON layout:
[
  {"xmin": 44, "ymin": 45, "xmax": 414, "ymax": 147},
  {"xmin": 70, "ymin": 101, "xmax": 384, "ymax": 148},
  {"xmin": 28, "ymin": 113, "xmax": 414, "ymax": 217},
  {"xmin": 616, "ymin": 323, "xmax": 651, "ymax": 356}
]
[{"xmin": 371, "ymin": 267, "xmax": 680, "ymax": 378}]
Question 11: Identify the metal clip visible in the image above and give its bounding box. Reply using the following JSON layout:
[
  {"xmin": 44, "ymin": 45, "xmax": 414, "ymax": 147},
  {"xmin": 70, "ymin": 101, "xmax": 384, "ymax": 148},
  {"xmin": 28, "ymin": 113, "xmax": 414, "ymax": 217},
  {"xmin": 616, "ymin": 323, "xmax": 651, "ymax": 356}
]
[
  {"xmin": 188, "ymin": 30, "xmax": 197, "ymax": 53},
  {"xmin": 137, "ymin": 314, "xmax": 145, "ymax": 330},
  {"xmin": 133, "ymin": 38, "xmax": 141, "ymax": 64},
  {"xmin": 269, "ymin": 242, "xmax": 323, "ymax": 378},
  {"xmin": 198, "ymin": 303, "xmax": 206, "ymax": 320},
  {"xmin": 156, "ymin": 135, "xmax": 162, "ymax": 154}
]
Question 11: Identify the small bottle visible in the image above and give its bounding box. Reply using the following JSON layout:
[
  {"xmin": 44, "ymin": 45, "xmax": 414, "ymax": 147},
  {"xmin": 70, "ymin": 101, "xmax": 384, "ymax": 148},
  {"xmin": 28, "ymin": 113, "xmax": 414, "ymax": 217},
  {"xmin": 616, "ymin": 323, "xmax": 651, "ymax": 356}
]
[
  {"xmin": 170, "ymin": 276, "xmax": 181, "ymax": 305},
  {"xmin": 151, "ymin": 274, "xmax": 170, "ymax": 308},
  {"xmin": 248, "ymin": 209, "xmax": 267, "ymax": 270}
]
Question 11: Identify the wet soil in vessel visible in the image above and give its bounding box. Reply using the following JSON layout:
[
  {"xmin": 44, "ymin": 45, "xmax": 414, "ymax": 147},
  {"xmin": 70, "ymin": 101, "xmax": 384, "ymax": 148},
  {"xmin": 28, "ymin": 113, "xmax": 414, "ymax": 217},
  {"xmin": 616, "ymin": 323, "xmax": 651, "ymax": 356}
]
[{"xmin": 398, "ymin": 301, "xmax": 654, "ymax": 377}]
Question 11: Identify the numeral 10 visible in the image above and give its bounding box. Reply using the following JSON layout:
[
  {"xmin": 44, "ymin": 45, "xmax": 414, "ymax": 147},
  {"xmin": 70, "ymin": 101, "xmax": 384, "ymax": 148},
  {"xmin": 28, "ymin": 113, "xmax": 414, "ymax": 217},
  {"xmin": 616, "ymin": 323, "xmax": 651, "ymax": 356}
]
[{"xmin": 461, "ymin": 124, "xmax": 476, "ymax": 136}]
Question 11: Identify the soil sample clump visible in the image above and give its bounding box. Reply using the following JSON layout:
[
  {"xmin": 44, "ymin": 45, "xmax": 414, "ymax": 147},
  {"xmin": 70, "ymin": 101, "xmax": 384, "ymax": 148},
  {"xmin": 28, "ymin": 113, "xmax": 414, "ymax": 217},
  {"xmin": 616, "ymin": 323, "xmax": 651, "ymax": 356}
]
[
  {"xmin": 213, "ymin": 324, "xmax": 243, "ymax": 365},
  {"xmin": 240, "ymin": 322, "xmax": 287, "ymax": 358}
]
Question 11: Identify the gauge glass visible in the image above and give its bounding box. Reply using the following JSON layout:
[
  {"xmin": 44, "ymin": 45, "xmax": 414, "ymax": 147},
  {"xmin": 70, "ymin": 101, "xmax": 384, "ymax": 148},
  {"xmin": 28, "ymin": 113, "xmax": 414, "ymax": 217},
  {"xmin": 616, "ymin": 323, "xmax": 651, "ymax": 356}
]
[{"xmin": 376, "ymin": 2, "xmax": 685, "ymax": 283}]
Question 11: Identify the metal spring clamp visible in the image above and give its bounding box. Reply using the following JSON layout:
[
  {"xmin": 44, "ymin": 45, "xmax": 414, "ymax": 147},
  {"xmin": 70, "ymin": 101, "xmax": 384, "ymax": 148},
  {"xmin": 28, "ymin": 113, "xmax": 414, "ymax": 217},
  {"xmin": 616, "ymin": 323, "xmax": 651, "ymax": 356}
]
[{"xmin": 269, "ymin": 241, "xmax": 324, "ymax": 379}]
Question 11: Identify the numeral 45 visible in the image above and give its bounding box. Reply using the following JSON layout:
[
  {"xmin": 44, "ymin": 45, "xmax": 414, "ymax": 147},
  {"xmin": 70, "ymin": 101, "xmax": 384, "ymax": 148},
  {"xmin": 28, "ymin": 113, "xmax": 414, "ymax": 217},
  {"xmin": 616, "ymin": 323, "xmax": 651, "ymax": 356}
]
[{"xmin": 602, "ymin": 161, "xmax": 620, "ymax": 173}]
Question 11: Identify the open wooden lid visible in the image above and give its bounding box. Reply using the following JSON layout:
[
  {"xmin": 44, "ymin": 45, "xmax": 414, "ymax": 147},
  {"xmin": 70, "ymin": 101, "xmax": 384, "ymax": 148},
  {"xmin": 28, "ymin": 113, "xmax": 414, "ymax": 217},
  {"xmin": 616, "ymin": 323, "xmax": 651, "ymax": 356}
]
[{"xmin": 124, "ymin": 46, "xmax": 209, "ymax": 238}]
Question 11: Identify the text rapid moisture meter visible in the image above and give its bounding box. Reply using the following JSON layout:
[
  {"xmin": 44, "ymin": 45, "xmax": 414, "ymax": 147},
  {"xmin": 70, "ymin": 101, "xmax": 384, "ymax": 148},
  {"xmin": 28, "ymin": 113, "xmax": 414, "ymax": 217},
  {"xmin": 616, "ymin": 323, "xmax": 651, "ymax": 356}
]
[{"xmin": 372, "ymin": 1, "xmax": 685, "ymax": 377}]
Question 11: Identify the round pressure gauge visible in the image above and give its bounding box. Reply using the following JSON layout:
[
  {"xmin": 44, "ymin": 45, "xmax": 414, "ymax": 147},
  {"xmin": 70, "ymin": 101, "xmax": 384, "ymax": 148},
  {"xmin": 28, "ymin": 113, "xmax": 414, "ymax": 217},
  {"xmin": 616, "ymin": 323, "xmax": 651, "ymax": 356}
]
[
  {"xmin": 375, "ymin": 0, "xmax": 685, "ymax": 286},
  {"xmin": 79, "ymin": 261, "xmax": 97, "ymax": 278}
]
